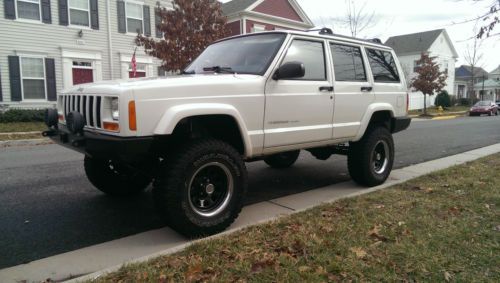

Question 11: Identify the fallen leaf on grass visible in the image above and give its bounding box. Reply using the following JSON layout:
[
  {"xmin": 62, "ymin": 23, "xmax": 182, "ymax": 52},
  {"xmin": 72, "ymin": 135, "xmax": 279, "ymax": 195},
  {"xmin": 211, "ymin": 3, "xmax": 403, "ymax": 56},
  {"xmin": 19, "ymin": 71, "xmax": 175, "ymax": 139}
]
[
  {"xmin": 251, "ymin": 259, "xmax": 274, "ymax": 274},
  {"xmin": 298, "ymin": 266, "xmax": 311, "ymax": 273},
  {"xmin": 493, "ymin": 225, "xmax": 500, "ymax": 232},
  {"xmin": 444, "ymin": 271, "xmax": 453, "ymax": 282},
  {"xmin": 368, "ymin": 224, "xmax": 388, "ymax": 242},
  {"xmin": 349, "ymin": 247, "xmax": 367, "ymax": 259},
  {"xmin": 374, "ymin": 204, "xmax": 385, "ymax": 209},
  {"xmin": 185, "ymin": 264, "xmax": 202, "ymax": 282}
]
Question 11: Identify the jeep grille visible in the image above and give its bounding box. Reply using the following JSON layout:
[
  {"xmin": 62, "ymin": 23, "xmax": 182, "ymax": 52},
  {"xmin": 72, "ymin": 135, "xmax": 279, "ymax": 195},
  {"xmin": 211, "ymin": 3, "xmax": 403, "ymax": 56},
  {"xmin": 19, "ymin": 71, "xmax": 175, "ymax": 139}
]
[{"xmin": 61, "ymin": 95, "xmax": 102, "ymax": 129}]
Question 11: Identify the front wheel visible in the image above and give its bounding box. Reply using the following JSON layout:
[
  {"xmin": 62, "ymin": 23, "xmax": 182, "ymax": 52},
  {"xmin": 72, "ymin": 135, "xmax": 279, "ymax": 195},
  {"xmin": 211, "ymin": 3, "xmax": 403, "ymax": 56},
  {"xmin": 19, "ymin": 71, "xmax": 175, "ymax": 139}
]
[
  {"xmin": 264, "ymin": 150, "xmax": 300, "ymax": 169},
  {"xmin": 348, "ymin": 126, "xmax": 394, "ymax": 187},
  {"xmin": 153, "ymin": 139, "xmax": 247, "ymax": 237},
  {"xmin": 84, "ymin": 156, "xmax": 152, "ymax": 196}
]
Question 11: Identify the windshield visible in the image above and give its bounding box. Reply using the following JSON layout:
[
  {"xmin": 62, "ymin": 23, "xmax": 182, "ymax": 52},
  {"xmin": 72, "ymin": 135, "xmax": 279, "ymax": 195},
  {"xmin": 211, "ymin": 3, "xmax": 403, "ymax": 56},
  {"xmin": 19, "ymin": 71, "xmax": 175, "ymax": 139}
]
[
  {"xmin": 184, "ymin": 33, "xmax": 287, "ymax": 75},
  {"xmin": 475, "ymin": 101, "xmax": 491, "ymax": 106}
]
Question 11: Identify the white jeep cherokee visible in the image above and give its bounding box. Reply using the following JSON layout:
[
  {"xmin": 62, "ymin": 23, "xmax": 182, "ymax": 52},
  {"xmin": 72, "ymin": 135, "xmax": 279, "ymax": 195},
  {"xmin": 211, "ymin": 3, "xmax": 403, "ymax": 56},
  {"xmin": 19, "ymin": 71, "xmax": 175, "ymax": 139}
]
[{"xmin": 44, "ymin": 29, "xmax": 411, "ymax": 237}]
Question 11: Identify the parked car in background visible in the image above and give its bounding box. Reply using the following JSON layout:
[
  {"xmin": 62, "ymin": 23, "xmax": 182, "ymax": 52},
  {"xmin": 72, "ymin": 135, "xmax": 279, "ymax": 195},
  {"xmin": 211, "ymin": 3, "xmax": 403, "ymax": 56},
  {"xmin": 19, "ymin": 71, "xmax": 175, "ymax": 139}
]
[
  {"xmin": 496, "ymin": 101, "xmax": 500, "ymax": 108},
  {"xmin": 469, "ymin": 101, "xmax": 498, "ymax": 116}
]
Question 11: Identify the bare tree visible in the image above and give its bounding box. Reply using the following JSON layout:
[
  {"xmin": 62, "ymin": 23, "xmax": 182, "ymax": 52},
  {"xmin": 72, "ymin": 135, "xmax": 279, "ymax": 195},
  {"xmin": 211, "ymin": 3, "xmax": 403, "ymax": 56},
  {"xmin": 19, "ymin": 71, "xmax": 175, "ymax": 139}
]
[
  {"xmin": 454, "ymin": 0, "xmax": 499, "ymax": 38},
  {"xmin": 333, "ymin": 0, "xmax": 378, "ymax": 37},
  {"xmin": 463, "ymin": 29, "xmax": 485, "ymax": 100}
]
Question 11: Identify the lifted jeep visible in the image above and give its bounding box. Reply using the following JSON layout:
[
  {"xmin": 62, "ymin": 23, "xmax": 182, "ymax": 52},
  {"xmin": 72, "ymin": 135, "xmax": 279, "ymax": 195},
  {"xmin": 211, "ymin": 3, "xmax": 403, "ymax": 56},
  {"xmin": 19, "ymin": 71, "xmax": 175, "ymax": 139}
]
[{"xmin": 44, "ymin": 29, "xmax": 411, "ymax": 237}]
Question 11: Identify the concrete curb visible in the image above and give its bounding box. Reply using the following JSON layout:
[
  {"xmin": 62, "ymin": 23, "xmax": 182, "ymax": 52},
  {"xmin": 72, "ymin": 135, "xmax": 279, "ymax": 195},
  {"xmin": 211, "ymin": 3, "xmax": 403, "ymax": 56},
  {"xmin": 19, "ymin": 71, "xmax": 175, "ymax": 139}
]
[
  {"xmin": 0, "ymin": 131, "xmax": 42, "ymax": 136},
  {"xmin": 0, "ymin": 138, "xmax": 52, "ymax": 148},
  {"xmin": 61, "ymin": 143, "xmax": 500, "ymax": 283}
]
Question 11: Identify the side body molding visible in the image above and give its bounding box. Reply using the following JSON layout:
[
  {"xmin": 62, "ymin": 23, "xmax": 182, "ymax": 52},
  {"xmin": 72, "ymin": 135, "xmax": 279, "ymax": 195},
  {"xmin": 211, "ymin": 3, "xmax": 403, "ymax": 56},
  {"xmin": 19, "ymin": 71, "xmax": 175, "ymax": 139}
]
[
  {"xmin": 153, "ymin": 103, "xmax": 253, "ymax": 156},
  {"xmin": 353, "ymin": 103, "xmax": 395, "ymax": 141}
]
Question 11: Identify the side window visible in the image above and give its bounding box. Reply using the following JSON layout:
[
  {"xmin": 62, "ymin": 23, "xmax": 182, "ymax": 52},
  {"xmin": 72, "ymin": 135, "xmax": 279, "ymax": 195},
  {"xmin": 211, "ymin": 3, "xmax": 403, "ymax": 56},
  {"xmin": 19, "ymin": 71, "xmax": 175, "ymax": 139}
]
[
  {"xmin": 366, "ymin": 48, "xmax": 401, "ymax": 83},
  {"xmin": 330, "ymin": 43, "xmax": 366, "ymax": 82},
  {"xmin": 281, "ymin": 39, "xmax": 326, "ymax": 81}
]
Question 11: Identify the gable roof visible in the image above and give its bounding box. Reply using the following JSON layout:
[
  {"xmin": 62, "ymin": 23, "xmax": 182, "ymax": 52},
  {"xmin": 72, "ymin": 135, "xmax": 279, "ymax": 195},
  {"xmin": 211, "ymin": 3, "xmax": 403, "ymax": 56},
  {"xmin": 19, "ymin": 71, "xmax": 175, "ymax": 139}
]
[
  {"xmin": 455, "ymin": 65, "xmax": 489, "ymax": 78},
  {"xmin": 222, "ymin": 0, "xmax": 314, "ymax": 27},
  {"xmin": 490, "ymin": 65, "xmax": 500, "ymax": 75},
  {"xmin": 385, "ymin": 29, "xmax": 461, "ymax": 58},
  {"xmin": 474, "ymin": 79, "xmax": 500, "ymax": 88}
]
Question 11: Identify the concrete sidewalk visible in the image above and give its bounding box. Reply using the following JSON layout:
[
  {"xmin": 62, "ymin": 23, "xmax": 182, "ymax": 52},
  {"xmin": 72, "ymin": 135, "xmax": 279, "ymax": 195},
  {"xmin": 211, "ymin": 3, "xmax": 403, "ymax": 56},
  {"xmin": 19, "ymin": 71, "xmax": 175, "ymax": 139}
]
[{"xmin": 1, "ymin": 143, "xmax": 500, "ymax": 283}]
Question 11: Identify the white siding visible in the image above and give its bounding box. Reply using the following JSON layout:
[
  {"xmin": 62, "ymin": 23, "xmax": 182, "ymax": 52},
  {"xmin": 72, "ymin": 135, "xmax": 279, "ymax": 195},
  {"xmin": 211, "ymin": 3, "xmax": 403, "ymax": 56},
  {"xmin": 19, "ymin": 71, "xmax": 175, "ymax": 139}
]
[{"xmin": 0, "ymin": 0, "xmax": 170, "ymax": 108}]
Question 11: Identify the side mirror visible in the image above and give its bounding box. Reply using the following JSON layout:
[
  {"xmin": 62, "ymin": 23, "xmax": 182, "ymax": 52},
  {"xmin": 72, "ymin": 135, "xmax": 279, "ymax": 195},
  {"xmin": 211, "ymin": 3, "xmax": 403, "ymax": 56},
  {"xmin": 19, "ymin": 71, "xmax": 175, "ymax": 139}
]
[{"xmin": 273, "ymin": 61, "xmax": 305, "ymax": 80}]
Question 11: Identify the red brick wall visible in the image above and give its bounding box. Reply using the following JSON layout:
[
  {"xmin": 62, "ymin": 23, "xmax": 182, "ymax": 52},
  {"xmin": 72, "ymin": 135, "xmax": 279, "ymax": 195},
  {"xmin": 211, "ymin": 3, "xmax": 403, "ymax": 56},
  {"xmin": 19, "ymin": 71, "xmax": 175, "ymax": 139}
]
[
  {"xmin": 245, "ymin": 19, "xmax": 294, "ymax": 34},
  {"xmin": 226, "ymin": 20, "xmax": 241, "ymax": 36},
  {"xmin": 253, "ymin": 0, "xmax": 303, "ymax": 22}
]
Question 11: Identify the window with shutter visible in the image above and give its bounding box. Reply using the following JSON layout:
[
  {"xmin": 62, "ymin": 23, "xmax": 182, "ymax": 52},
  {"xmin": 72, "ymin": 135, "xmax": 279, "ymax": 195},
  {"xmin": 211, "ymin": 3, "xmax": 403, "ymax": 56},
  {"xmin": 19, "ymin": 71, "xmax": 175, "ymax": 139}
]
[
  {"xmin": 68, "ymin": 0, "xmax": 90, "ymax": 27},
  {"xmin": 125, "ymin": 1, "xmax": 143, "ymax": 34},
  {"xmin": 4, "ymin": 0, "xmax": 17, "ymax": 19},
  {"xmin": 8, "ymin": 56, "xmax": 22, "ymax": 102},
  {"xmin": 59, "ymin": 0, "xmax": 69, "ymax": 25},
  {"xmin": 17, "ymin": 0, "xmax": 42, "ymax": 21},
  {"xmin": 20, "ymin": 57, "xmax": 47, "ymax": 100}
]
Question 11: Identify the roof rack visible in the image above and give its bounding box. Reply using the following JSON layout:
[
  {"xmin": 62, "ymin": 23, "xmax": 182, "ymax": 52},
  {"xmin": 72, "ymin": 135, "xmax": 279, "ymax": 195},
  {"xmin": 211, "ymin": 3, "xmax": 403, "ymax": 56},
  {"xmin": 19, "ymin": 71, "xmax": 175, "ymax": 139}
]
[
  {"xmin": 369, "ymin": 38, "xmax": 382, "ymax": 44},
  {"xmin": 306, "ymin": 27, "xmax": 334, "ymax": 35}
]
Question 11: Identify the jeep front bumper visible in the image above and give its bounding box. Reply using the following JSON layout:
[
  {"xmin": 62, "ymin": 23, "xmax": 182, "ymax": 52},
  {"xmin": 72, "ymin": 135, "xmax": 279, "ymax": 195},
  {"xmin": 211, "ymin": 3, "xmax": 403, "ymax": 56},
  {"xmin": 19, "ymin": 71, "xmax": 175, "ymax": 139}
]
[{"xmin": 43, "ymin": 125, "xmax": 154, "ymax": 160}]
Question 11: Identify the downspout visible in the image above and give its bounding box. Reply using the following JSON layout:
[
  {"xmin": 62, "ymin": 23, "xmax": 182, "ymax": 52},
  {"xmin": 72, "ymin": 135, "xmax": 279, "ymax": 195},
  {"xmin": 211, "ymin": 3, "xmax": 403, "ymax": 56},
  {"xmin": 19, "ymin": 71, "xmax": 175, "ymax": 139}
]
[{"xmin": 106, "ymin": 0, "xmax": 114, "ymax": 79}]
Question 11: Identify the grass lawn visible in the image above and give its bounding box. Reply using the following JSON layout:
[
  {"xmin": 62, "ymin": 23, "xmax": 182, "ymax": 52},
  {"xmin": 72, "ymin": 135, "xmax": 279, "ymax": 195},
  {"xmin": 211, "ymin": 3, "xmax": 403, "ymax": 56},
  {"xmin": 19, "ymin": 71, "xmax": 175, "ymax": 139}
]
[
  {"xmin": 409, "ymin": 106, "xmax": 470, "ymax": 116},
  {"xmin": 93, "ymin": 155, "xmax": 500, "ymax": 282},
  {"xmin": 0, "ymin": 122, "xmax": 46, "ymax": 133}
]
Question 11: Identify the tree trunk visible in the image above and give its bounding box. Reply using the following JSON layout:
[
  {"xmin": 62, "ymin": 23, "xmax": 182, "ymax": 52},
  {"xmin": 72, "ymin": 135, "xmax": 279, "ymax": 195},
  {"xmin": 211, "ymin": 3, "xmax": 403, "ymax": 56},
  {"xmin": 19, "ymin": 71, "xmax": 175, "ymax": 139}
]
[{"xmin": 423, "ymin": 94, "xmax": 427, "ymax": 115}]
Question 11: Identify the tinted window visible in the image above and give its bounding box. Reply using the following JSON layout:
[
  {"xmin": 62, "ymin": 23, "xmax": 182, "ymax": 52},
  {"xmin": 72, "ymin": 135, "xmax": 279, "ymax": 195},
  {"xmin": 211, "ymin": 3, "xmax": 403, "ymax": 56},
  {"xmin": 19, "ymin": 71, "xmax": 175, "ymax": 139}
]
[
  {"xmin": 281, "ymin": 40, "xmax": 326, "ymax": 80},
  {"xmin": 330, "ymin": 43, "xmax": 366, "ymax": 82},
  {"xmin": 366, "ymin": 48, "xmax": 400, "ymax": 83},
  {"xmin": 185, "ymin": 33, "xmax": 286, "ymax": 75}
]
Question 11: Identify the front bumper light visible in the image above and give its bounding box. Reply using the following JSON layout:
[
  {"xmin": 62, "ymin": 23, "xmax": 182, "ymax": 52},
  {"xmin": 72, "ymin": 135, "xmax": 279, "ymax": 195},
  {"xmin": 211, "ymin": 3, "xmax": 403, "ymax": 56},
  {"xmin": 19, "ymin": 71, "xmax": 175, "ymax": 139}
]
[{"xmin": 111, "ymin": 98, "xmax": 119, "ymax": 120}]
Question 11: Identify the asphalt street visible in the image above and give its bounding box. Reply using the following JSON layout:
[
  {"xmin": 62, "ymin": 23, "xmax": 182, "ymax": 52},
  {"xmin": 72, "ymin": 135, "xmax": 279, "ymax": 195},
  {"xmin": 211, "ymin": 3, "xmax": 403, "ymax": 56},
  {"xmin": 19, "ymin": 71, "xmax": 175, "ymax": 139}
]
[{"xmin": 1, "ymin": 116, "xmax": 499, "ymax": 269}]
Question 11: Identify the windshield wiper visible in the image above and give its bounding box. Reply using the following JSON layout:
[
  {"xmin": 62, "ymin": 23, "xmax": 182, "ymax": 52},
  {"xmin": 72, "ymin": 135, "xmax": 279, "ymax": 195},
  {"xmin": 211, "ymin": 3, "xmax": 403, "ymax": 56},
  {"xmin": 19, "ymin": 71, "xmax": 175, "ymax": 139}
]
[{"xmin": 202, "ymin": 66, "xmax": 235, "ymax": 74}]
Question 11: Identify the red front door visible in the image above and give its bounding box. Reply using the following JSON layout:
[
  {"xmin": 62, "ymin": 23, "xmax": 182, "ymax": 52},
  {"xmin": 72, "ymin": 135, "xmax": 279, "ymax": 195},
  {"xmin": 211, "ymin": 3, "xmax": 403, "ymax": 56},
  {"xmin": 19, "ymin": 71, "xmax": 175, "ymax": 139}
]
[{"xmin": 73, "ymin": 68, "xmax": 94, "ymax": 85}]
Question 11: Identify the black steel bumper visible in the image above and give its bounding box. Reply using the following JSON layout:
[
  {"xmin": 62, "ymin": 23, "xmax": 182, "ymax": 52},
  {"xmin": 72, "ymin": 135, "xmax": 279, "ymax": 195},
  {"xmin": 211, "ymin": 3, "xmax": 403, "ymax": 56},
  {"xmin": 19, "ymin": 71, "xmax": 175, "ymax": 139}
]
[
  {"xmin": 43, "ymin": 126, "xmax": 154, "ymax": 160},
  {"xmin": 391, "ymin": 117, "xmax": 411, "ymax": 134}
]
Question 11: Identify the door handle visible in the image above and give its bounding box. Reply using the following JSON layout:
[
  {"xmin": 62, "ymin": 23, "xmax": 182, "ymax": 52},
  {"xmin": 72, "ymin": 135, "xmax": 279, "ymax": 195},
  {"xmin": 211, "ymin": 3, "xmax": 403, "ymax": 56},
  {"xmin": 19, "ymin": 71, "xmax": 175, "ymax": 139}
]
[
  {"xmin": 319, "ymin": 86, "xmax": 334, "ymax": 92},
  {"xmin": 361, "ymin": 86, "xmax": 373, "ymax": 92}
]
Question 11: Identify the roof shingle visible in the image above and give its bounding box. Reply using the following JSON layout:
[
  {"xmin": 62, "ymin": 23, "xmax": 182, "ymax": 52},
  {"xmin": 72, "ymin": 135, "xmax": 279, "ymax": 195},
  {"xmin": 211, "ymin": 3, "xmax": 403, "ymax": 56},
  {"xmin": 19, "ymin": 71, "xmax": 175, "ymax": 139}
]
[
  {"xmin": 222, "ymin": 0, "xmax": 259, "ymax": 15},
  {"xmin": 385, "ymin": 29, "xmax": 443, "ymax": 55}
]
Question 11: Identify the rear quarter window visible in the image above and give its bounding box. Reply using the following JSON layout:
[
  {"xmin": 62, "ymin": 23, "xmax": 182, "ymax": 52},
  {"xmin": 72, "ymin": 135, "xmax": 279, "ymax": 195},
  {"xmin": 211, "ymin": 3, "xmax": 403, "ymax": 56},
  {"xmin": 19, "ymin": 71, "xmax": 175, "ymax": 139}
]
[{"xmin": 366, "ymin": 48, "xmax": 401, "ymax": 83}]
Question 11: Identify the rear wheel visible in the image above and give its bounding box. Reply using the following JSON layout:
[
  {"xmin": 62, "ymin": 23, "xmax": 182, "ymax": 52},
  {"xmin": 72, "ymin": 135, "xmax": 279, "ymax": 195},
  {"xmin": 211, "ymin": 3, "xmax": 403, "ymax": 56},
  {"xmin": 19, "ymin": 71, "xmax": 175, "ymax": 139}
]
[
  {"xmin": 348, "ymin": 126, "xmax": 394, "ymax": 187},
  {"xmin": 264, "ymin": 150, "xmax": 300, "ymax": 169},
  {"xmin": 84, "ymin": 156, "xmax": 152, "ymax": 196},
  {"xmin": 153, "ymin": 139, "xmax": 247, "ymax": 237}
]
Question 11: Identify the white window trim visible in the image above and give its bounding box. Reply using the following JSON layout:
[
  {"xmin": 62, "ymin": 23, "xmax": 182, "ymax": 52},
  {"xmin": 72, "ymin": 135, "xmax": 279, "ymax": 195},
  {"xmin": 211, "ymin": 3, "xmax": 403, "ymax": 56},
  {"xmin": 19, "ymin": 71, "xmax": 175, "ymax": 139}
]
[
  {"xmin": 125, "ymin": 0, "xmax": 144, "ymax": 35},
  {"xmin": 15, "ymin": 0, "xmax": 42, "ymax": 23},
  {"xmin": 19, "ymin": 55, "xmax": 47, "ymax": 102},
  {"xmin": 68, "ymin": 0, "xmax": 91, "ymax": 28},
  {"xmin": 72, "ymin": 60, "xmax": 93, "ymax": 70}
]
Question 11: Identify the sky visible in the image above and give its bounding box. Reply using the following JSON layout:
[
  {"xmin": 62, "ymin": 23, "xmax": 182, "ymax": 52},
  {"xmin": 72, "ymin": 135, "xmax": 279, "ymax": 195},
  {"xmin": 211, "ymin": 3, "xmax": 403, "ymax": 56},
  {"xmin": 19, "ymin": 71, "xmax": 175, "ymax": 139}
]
[{"xmin": 220, "ymin": 0, "xmax": 500, "ymax": 72}]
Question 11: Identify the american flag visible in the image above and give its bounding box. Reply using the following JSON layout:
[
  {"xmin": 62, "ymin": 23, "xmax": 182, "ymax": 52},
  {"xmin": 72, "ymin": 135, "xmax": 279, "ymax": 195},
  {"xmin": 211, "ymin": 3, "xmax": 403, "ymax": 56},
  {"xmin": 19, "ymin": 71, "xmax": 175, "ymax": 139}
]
[{"xmin": 131, "ymin": 47, "xmax": 137, "ymax": 77}]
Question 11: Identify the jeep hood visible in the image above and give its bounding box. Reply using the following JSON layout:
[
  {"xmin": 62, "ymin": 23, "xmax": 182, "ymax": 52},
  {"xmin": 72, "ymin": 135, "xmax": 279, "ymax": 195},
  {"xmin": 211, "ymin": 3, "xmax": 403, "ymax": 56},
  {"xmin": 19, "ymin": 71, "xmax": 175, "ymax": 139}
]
[{"xmin": 61, "ymin": 74, "xmax": 264, "ymax": 96}]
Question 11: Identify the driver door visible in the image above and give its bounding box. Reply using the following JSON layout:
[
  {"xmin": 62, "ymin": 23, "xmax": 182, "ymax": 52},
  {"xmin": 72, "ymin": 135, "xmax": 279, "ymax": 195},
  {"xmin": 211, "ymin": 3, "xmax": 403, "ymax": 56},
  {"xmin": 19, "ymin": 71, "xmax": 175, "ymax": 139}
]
[{"xmin": 264, "ymin": 38, "xmax": 334, "ymax": 149}]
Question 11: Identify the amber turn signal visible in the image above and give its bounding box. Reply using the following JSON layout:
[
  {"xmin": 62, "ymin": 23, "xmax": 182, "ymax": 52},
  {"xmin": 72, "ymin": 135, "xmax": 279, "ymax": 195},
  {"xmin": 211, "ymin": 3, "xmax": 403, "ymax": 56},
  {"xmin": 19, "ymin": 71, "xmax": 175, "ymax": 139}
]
[
  {"xmin": 129, "ymin": 100, "xmax": 137, "ymax": 131},
  {"xmin": 103, "ymin": 121, "xmax": 120, "ymax": 132}
]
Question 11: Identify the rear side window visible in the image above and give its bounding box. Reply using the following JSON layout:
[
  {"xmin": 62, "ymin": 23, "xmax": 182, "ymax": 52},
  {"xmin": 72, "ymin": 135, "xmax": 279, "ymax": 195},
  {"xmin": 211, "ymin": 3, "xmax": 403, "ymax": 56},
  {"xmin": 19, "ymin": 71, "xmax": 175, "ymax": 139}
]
[
  {"xmin": 281, "ymin": 39, "xmax": 326, "ymax": 81},
  {"xmin": 366, "ymin": 48, "xmax": 400, "ymax": 83},
  {"xmin": 330, "ymin": 43, "xmax": 367, "ymax": 82}
]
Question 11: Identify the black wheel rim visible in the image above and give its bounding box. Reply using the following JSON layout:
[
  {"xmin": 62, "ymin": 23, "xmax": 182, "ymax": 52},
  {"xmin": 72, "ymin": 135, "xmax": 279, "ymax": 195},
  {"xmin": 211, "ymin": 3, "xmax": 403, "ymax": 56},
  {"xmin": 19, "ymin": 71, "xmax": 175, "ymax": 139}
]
[
  {"xmin": 188, "ymin": 162, "xmax": 233, "ymax": 217},
  {"xmin": 371, "ymin": 140, "xmax": 389, "ymax": 175}
]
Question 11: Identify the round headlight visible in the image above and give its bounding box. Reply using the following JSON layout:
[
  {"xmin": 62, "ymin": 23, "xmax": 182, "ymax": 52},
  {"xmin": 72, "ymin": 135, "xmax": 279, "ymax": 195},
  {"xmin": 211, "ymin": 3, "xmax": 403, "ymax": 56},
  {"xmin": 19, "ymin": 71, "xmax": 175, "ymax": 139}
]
[{"xmin": 111, "ymin": 98, "xmax": 119, "ymax": 120}]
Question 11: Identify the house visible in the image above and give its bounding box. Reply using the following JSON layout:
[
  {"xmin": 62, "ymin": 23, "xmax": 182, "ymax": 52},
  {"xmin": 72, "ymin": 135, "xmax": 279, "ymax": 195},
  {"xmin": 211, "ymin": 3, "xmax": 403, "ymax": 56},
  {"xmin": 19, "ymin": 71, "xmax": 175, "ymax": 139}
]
[
  {"xmin": 454, "ymin": 65, "xmax": 489, "ymax": 99},
  {"xmin": 0, "ymin": 0, "xmax": 315, "ymax": 110},
  {"xmin": 490, "ymin": 65, "xmax": 500, "ymax": 81},
  {"xmin": 473, "ymin": 79, "xmax": 500, "ymax": 101},
  {"xmin": 0, "ymin": 0, "xmax": 170, "ymax": 110},
  {"xmin": 222, "ymin": 0, "xmax": 314, "ymax": 36},
  {"xmin": 385, "ymin": 29, "xmax": 458, "ymax": 110}
]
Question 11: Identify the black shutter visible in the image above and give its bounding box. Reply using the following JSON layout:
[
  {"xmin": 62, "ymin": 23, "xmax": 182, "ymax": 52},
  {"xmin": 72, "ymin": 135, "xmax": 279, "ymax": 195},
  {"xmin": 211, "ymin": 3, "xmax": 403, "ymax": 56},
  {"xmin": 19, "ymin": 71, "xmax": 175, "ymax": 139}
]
[
  {"xmin": 8, "ymin": 56, "xmax": 22, "ymax": 102},
  {"xmin": 90, "ymin": 0, "xmax": 99, "ymax": 30},
  {"xmin": 45, "ymin": 58, "xmax": 57, "ymax": 101},
  {"xmin": 117, "ymin": 0, "xmax": 126, "ymax": 33},
  {"xmin": 143, "ymin": 5, "xmax": 151, "ymax": 36},
  {"xmin": 4, "ymin": 0, "xmax": 16, "ymax": 19},
  {"xmin": 41, "ymin": 0, "xmax": 52, "ymax": 23},
  {"xmin": 155, "ymin": 7, "xmax": 162, "ymax": 38},
  {"xmin": 58, "ymin": 0, "xmax": 68, "ymax": 26}
]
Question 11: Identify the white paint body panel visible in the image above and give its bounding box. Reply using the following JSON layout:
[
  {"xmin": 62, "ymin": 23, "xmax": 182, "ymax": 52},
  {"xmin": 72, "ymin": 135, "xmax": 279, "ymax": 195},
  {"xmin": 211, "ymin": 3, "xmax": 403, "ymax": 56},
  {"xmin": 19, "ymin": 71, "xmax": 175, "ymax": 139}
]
[{"xmin": 58, "ymin": 31, "xmax": 409, "ymax": 159}]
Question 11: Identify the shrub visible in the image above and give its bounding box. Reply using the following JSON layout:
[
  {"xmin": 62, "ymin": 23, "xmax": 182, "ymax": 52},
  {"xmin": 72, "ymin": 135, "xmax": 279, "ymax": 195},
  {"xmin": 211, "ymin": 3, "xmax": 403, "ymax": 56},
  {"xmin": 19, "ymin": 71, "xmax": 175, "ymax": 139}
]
[
  {"xmin": 435, "ymin": 90, "xmax": 451, "ymax": 108},
  {"xmin": 458, "ymin": 98, "xmax": 471, "ymax": 106},
  {"xmin": 0, "ymin": 109, "xmax": 46, "ymax": 123}
]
